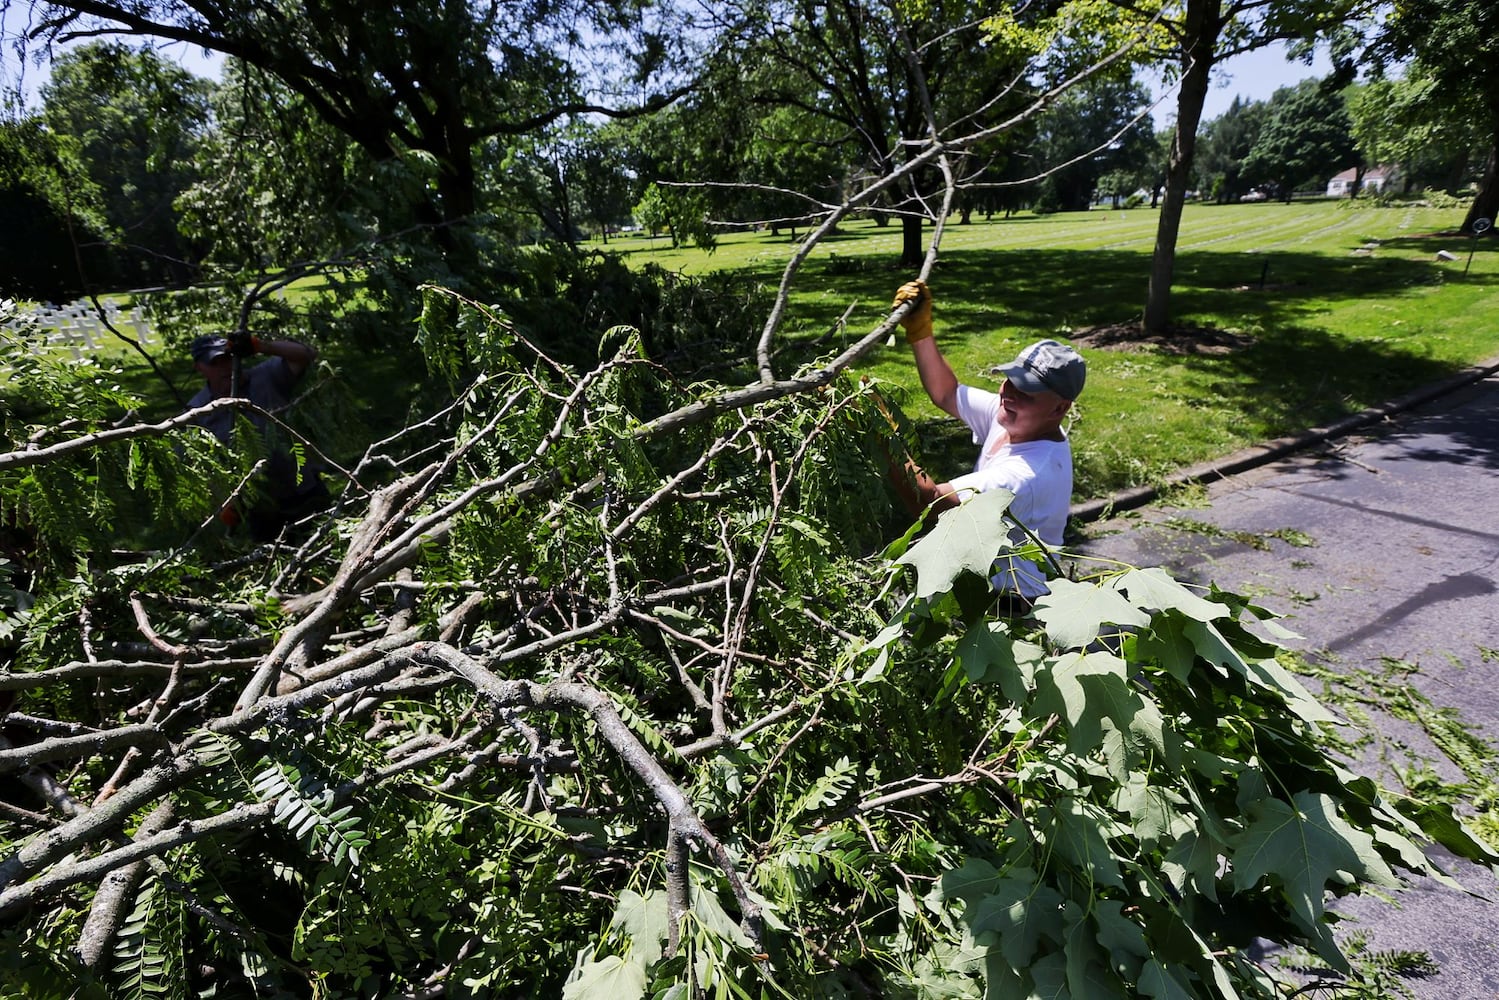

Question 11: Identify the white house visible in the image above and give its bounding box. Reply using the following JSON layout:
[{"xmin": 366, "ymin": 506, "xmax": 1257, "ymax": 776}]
[{"xmin": 1326, "ymin": 166, "xmax": 1401, "ymax": 197}]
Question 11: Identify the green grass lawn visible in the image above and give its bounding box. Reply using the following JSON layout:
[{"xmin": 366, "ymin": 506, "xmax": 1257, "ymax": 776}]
[{"xmin": 615, "ymin": 200, "xmax": 1499, "ymax": 501}]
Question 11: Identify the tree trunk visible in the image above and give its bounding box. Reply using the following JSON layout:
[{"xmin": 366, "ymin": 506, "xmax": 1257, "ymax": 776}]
[
  {"xmin": 900, "ymin": 214, "xmax": 924, "ymax": 267},
  {"xmin": 1462, "ymin": 141, "xmax": 1499, "ymax": 234},
  {"xmin": 431, "ymin": 139, "xmax": 481, "ymax": 269},
  {"xmin": 1143, "ymin": 0, "xmax": 1222, "ymax": 335}
]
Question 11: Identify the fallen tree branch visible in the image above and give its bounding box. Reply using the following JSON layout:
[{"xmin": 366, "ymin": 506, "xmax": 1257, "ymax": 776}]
[
  {"xmin": 412, "ymin": 641, "xmax": 766, "ymax": 954},
  {"xmin": 75, "ymin": 801, "xmax": 177, "ymax": 970}
]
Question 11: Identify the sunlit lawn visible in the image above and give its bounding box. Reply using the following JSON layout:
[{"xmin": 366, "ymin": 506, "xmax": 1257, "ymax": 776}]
[{"xmin": 615, "ymin": 200, "xmax": 1499, "ymax": 501}]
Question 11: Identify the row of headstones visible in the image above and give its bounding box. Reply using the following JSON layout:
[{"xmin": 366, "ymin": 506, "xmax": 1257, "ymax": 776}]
[{"xmin": 1, "ymin": 299, "xmax": 156, "ymax": 360}]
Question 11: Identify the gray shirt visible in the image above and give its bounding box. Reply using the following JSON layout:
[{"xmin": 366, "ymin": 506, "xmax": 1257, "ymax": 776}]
[{"xmin": 187, "ymin": 358, "xmax": 305, "ymax": 496}]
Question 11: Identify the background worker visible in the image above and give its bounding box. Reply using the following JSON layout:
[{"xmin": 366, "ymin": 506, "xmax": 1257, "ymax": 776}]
[
  {"xmin": 186, "ymin": 331, "xmax": 328, "ymax": 538},
  {"xmin": 889, "ymin": 279, "xmax": 1086, "ymax": 603}
]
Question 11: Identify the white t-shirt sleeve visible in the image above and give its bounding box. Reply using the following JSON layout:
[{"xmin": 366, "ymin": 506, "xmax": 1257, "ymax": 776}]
[{"xmin": 954, "ymin": 384, "xmax": 999, "ymax": 446}]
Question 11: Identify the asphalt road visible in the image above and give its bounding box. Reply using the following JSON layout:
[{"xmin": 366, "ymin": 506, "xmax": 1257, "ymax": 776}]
[{"xmin": 1070, "ymin": 369, "xmax": 1499, "ymax": 998}]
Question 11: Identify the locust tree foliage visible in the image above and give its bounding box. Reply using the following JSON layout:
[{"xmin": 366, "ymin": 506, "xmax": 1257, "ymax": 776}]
[{"xmin": 3, "ymin": 22, "xmax": 1498, "ymax": 1000}]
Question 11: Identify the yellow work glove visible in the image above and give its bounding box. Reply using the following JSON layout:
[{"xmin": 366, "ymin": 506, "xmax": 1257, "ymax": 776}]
[{"xmin": 892, "ymin": 280, "xmax": 933, "ymax": 343}]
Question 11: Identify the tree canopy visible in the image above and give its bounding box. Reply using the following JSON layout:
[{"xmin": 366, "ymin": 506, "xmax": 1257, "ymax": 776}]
[
  {"xmin": 695, "ymin": 0, "xmax": 1084, "ymax": 264},
  {"xmin": 1346, "ymin": 72, "xmax": 1487, "ymax": 195},
  {"xmin": 1027, "ymin": 77, "xmax": 1154, "ymax": 212},
  {"xmin": 1109, "ymin": 0, "xmax": 1377, "ymax": 332},
  {"xmin": 1194, "ymin": 96, "xmax": 1268, "ymax": 202},
  {"xmin": 1369, "ymin": 0, "xmax": 1499, "ymax": 230},
  {"xmin": 40, "ymin": 41, "xmax": 210, "ymax": 288},
  {"xmin": 0, "ymin": 115, "xmax": 114, "ymax": 301},
  {"xmin": 1241, "ymin": 79, "xmax": 1357, "ymax": 200},
  {"xmin": 13, "ymin": 0, "xmax": 709, "ymax": 268}
]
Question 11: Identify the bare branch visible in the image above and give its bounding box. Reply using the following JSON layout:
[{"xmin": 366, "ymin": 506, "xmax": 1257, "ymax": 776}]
[
  {"xmin": 74, "ymin": 801, "xmax": 177, "ymax": 970},
  {"xmin": 413, "ymin": 641, "xmax": 766, "ymax": 953}
]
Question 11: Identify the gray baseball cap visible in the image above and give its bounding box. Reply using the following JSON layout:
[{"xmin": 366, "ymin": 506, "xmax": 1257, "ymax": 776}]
[
  {"xmin": 990, "ymin": 339, "xmax": 1086, "ymax": 400},
  {"xmin": 191, "ymin": 334, "xmax": 232, "ymax": 363}
]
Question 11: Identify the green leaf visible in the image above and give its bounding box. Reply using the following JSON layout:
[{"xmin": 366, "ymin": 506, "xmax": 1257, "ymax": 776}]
[
  {"xmin": 689, "ymin": 883, "xmax": 753, "ymax": 949},
  {"xmin": 894, "ymin": 488, "xmax": 1017, "ymax": 600},
  {"xmin": 965, "ymin": 874, "xmax": 1064, "ymax": 967},
  {"xmin": 955, "ymin": 620, "xmax": 1030, "ymax": 702},
  {"xmin": 740, "ymin": 883, "xmax": 790, "ymax": 933},
  {"xmin": 1034, "ymin": 650, "xmax": 1145, "ymax": 758},
  {"xmin": 1091, "ymin": 901, "xmax": 1149, "ymax": 978},
  {"xmin": 936, "ymin": 857, "xmax": 1004, "ymax": 908},
  {"xmin": 1392, "ymin": 795, "xmax": 1499, "ymax": 867},
  {"xmin": 1033, "ymin": 578, "xmax": 1151, "ymax": 650},
  {"xmin": 1033, "ymin": 652, "xmax": 1093, "ymax": 745},
  {"xmin": 1029, "ymin": 951, "xmax": 1070, "ymax": 1000},
  {"xmin": 1240, "ymin": 655, "xmax": 1340, "ymax": 726},
  {"xmin": 794, "ymin": 756, "xmax": 858, "ymax": 816},
  {"xmin": 982, "ymin": 949, "xmax": 1028, "ymax": 998},
  {"xmin": 1179, "ymin": 618, "xmax": 1251, "ymax": 674},
  {"xmin": 1132, "ymin": 613, "xmax": 1200, "ymax": 683},
  {"xmin": 1064, "ymin": 913, "xmax": 1120, "ymax": 999},
  {"xmin": 562, "ymin": 955, "xmax": 647, "ymax": 1000},
  {"xmin": 856, "ymin": 618, "xmax": 906, "ymax": 682},
  {"xmin": 1111, "ymin": 568, "xmax": 1227, "ymax": 622},
  {"xmin": 1078, "ymin": 666, "xmax": 1152, "ymax": 756},
  {"xmin": 1231, "ymin": 792, "xmax": 1401, "ymax": 945},
  {"xmin": 1041, "ymin": 798, "xmax": 1125, "ymax": 890},
  {"xmin": 1113, "ymin": 775, "xmax": 1188, "ymax": 852},
  {"xmin": 610, "ymin": 890, "xmax": 669, "ymax": 969},
  {"xmin": 1138, "ymin": 959, "xmax": 1193, "ymax": 1000},
  {"xmin": 650, "ymin": 605, "xmax": 710, "ymax": 634}
]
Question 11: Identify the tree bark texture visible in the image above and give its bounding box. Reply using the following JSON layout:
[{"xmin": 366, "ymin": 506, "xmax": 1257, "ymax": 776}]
[{"xmin": 1143, "ymin": 0, "xmax": 1223, "ymax": 335}]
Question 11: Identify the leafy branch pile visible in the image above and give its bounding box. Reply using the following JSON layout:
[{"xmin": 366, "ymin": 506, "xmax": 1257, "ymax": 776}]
[{"xmin": 1, "ymin": 290, "xmax": 1495, "ymax": 1000}]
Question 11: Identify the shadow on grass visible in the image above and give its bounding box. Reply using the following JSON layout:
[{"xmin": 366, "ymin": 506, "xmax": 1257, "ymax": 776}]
[
  {"xmin": 945, "ymin": 245, "xmax": 1473, "ymax": 321},
  {"xmin": 1369, "ymin": 230, "xmax": 1498, "ymax": 253},
  {"xmin": 799, "ymin": 245, "xmax": 1485, "ymax": 392},
  {"xmin": 73, "ymin": 237, "xmax": 1499, "ymax": 505},
  {"xmin": 108, "ymin": 350, "xmax": 199, "ymax": 411}
]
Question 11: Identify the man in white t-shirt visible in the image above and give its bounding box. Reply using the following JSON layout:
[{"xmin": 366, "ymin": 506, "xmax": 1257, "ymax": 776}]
[{"xmin": 888, "ymin": 280, "xmax": 1086, "ymax": 603}]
